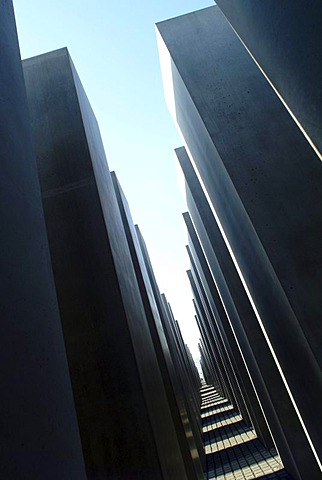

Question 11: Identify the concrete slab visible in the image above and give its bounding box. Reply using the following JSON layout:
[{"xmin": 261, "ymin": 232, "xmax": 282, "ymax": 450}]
[
  {"xmin": 177, "ymin": 146, "xmax": 321, "ymax": 479},
  {"xmin": 157, "ymin": 7, "xmax": 322, "ymax": 475},
  {"xmin": 0, "ymin": 4, "xmax": 86, "ymax": 479},
  {"xmin": 23, "ymin": 47, "xmax": 164, "ymax": 479},
  {"xmin": 216, "ymin": 0, "xmax": 322, "ymax": 157},
  {"xmin": 136, "ymin": 226, "xmax": 206, "ymax": 478},
  {"xmin": 112, "ymin": 172, "xmax": 203, "ymax": 479}
]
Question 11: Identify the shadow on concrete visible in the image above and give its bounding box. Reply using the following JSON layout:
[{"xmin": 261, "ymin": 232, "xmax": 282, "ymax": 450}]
[
  {"xmin": 251, "ymin": 472, "xmax": 293, "ymax": 479},
  {"xmin": 201, "ymin": 398, "xmax": 230, "ymax": 415},
  {"xmin": 204, "ymin": 419, "xmax": 254, "ymax": 446},
  {"xmin": 202, "ymin": 386, "xmax": 294, "ymax": 479},
  {"xmin": 202, "ymin": 399, "xmax": 231, "ymax": 415},
  {"xmin": 202, "ymin": 408, "xmax": 240, "ymax": 429},
  {"xmin": 207, "ymin": 437, "xmax": 293, "ymax": 479}
]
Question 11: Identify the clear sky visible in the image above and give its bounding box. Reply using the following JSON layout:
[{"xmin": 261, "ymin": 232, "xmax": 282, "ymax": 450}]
[{"xmin": 13, "ymin": 0, "xmax": 213, "ymax": 358}]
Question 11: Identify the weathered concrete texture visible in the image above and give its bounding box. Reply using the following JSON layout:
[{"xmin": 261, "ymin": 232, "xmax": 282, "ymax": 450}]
[
  {"xmin": 185, "ymin": 202, "xmax": 318, "ymax": 478},
  {"xmin": 0, "ymin": 3, "xmax": 86, "ymax": 479},
  {"xmin": 157, "ymin": 7, "xmax": 322, "ymax": 476},
  {"xmin": 198, "ymin": 326, "xmax": 226, "ymax": 398},
  {"xmin": 23, "ymin": 48, "xmax": 168, "ymax": 479},
  {"xmin": 185, "ymin": 234, "xmax": 275, "ymax": 453},
  {"xmin": 201, "ymin": 385, "xmax": 293, "ymax": 479},
  {"xmin": 111, "ymin": 172, "xmax": 203, "ymax": 480},
  {"xmin": 176, "ymin": 148, "xmax": 317, "ymax": 478},
  {"xmin": 215, "ymin": 0, "xmax": 322, "ymax": 157},
  {"xmin": 178, "ymin": 146, "xmax": 321, "ymax": 479},
  {"xmin": 187, "ymin": 269, "xmax": 244, "ymax": 419},
  {"xmin": 135, "ymin": 225, "xmax": 206, "ymax": 478},
  {"xmin": 195, "ymin": 301, "xmax": 231, "ymax": 402},
  {"xmin": 161, "ymin": 294, "xmax": 206, "ymax": 474}
]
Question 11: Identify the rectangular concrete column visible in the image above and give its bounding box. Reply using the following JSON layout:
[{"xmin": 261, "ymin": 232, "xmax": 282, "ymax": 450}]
[
  {"xmin": 196, "ymin": 314, "xmax": 227, "ymax": 397},
  {"xmin": 190, "ymin": 270, "xmax": 237, "ymax": 405},
  {"xmin": 135, "ymin": 226, "xmax": 206, "ymax": 478},
  {"xmin": 0, "ymin": 3, "xmax": 86, "ymax": 479},
  {"xmin": 215, "ymin": 0, "xmax": 322, "ymax": 157},
  {"xmin": 23, "ymin": 47, "xmax": 171, "ymax": 479},
  {"xmin": 197, "ymin": 297, "xmax": 233, "ymax": 397},
  {"xmin": 177, "ymin": 145, "xmax": 321, "ymax": 479},
  {"xmin": 161, "ymin": 295, "xmax": 206, "ymax": 473},
  {"xmin": 186, "ymin": 236, "xmax": 274, "ymax": 450},
  {"xmin": 194, "ymin": 302, "xmax": 230, "ymax": 401},
  {"xmin": 157, "ymin": 7, "xmax": 322, "ymax": 476},
  {"xmin": 111, "ymin": 172, "xmax": 203, "ymax": 480},
  {"xmin": 199, "ymin": 336, "xmax": 225, "ymax": 396},
  {"xmin": 188, "ymin": 268, "xmax": 252, "ymax": 427}
]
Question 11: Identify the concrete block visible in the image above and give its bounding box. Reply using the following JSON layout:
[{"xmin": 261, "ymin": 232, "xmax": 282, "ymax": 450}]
[
  {"xmin": 0, "ymin": 4, "xmax": 86, "ymax": 479},
  {"xmin": 112, "ymin": 172, "xmax": 203, "ymax": 479},
  {"xmin": 177, "ymin": 146, "xmax": 321, "ymax": 479},
  {"xmin": 157, "ymin": 8, "xmax": 322, "ymax": 474},
  {"xmin": 23, "ymin": 48, "xmax": 164, "ymax": 479},
  {"xmin": 216, "ymin": 0, "xmax": 322, "ymax": 157},
  {"xmin": 136, "ymin": 226, "xmax": 206, "ymax": 478}
]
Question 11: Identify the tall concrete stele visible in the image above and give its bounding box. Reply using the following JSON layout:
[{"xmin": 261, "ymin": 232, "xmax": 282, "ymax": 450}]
[
  {"xmin": 0, "ymin": 2, "xmax": 87, "ymax": 479},
  {"xmin": 112, "ymin": 172, "xmax": 205, "ymax": 479},
  {"xmin": 215, "ymin": 0, "xmax": 322, "ymax": 159},
  {"xmin": 22, "ymin": 47, "xmax": 204, "ymax": 480},
  {"xmin": 157, "ymin": 5, "xmax": 322, "ymax": 480}
]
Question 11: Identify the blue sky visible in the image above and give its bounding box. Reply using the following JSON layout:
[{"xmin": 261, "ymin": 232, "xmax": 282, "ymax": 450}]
[{"xmin": 13, "ymin": 0, "xmax": 213, "ymax": 357}]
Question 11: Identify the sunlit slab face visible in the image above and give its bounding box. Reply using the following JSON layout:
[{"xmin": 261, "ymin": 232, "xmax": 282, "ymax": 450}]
[{"xmin": 156, "ymin": 27, "xmax": 177, "ymax": 122}]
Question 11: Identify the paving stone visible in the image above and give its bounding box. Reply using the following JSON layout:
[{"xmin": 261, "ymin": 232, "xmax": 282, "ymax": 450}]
[{"xmin": 201, "ymin": 385, "xmax": 294, "ymax": 480}]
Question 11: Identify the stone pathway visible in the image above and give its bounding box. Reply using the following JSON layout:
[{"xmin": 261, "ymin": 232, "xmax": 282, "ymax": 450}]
[{"xmin": 201, "ymin": 385, "xmax": 293, "ymax": 480}]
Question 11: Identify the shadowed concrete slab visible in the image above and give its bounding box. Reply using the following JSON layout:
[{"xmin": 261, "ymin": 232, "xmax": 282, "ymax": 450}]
[
  {"xmin": 157, "ymin": 7, "xmax": 322, "ymax": 476},
  {"xmin": 0, "ymin": 4, "xmax": 86, "ymax": 478}
]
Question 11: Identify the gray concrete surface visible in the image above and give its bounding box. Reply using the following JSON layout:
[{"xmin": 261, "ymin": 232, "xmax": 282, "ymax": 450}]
[
  {"xmin": 216, "ymin": 0, "xmax": 322, "ymax": 157},
  {"xmin": 112, "ymin": 172, "xmax": 204, "ymax": 480},
  {"xmin": 23, "ymin": 47, "xmax": 166, "ymax": 479},
  {"xmin": 0, "ymin": 3, "xmax": 86, "ymax": 479},
  {"xmin": 157, "ymin": 7, "xmax": 322, "ymax": 476},
  {"xmin": 136, "ymin": 226, "xmax": 206, "ymax": 478},
  {"xmin": 185, "ymin": 225, "xmax": 274, "ymax": 452},
  {"xmin": 178, "ymin": 145, "xmax": 321, "ymax": 479},
  {"xmin": 201, "ymin": 385, "xmax": 293, "ymax": 480}
]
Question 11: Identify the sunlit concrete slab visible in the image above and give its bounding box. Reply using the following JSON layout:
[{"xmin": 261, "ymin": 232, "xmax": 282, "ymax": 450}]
[
  {"xmin": 202, "ymin": 386, "xmax": 292, "ymax": 480},
  {"xmin": 187, "ymin": 262, "xmax": 254, "ymax": 431},
  {"xmin": 177, "ymin": 146, "xmax": 321, "ymax": 478},
  {"xmin": 23, "ymin": 47, "xmax": 177, "ymax": 479},
  {"xmin": 136, "ymin": 226, "xmax": 206, "ymax": 478},
  {"xmin": 0, "ymin": 4, "xmax": 86, "ymax": 479},
  {"xmin": 216, "ymin": 0, "xmax": 322, "ymax": 158},
  {"xmin": 157, "ymin": 7, "xmax": 322, "ymax": 477},
  {"xmin": 185, "ymin": 235, "xmax": 273, "ymax": 451},
  {"xmin": 201, "ymin": 400, "xmax": 231, "ymax": 418},
  {"xmin": 111, "ymin": 172, "xmax": 204, "ymax": 480},
  {"xmin": 162, "ymin": 294, "xmax": 207, "ymax": 474}
]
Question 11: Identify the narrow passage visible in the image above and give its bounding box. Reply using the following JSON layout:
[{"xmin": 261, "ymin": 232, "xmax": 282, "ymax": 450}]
[{"xmin": 201, "ymin": 384, "xmax": 293, "ymax": 480}]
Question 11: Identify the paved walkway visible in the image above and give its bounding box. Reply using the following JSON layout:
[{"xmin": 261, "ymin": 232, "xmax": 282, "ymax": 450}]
[{"xmin": 201, "ymin": 385, "xmax": 293, "ymax": 480}]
